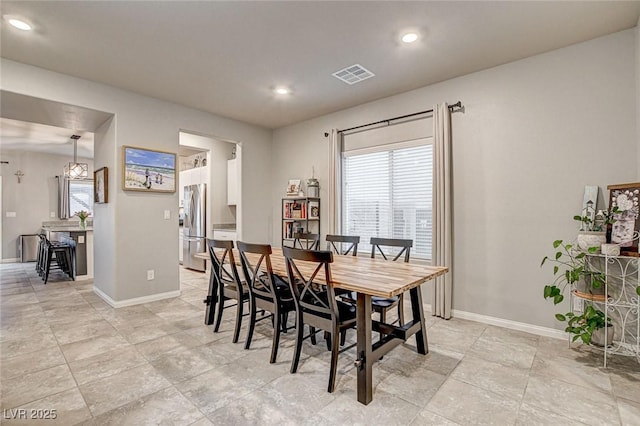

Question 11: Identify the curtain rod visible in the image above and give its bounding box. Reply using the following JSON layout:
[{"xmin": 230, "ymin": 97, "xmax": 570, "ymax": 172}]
[{"xmin": 324, "ymin": 101, "xmax": 463, "ymax": 137}]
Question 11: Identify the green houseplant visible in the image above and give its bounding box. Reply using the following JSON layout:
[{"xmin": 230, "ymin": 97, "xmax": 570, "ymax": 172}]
[{"xmin": 541, "ymin": 239, "xmax": 609, "ymax": 345}]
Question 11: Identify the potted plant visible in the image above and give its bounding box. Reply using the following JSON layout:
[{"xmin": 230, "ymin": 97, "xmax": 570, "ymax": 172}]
[
  {"xmin": 541, "ymin": 239, "xmax": 610, "ymax": 345},
  {"xmin": 559, "ymin": 305, "xmax": 613, "ymax": 346},
  {"xmin": 574, "ymin": 214, "xmax": 606, "ymax": 252}
]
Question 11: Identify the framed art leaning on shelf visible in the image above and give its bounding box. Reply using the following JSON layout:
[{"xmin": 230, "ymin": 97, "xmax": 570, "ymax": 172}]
[{"xmin": 607, "ymin": 182, "xmax": 640, "ymax": 254}]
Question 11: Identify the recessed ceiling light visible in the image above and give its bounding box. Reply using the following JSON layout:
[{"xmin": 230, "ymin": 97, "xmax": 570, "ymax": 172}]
[
  {"xmin": 274, "ymin": 87, "xmax": 290, "ymax": 95},
  {"xmin": 401, "ymin": 32, "xmax": 419, "ymax": 43},
  {"xmin": 5, "ymin": 16, "xmax": 32, "ymax": 31}
]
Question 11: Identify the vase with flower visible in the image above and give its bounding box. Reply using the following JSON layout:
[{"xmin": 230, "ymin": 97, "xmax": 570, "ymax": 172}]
[{"xmin": 76, "ymin": 210, "xmax": 89, "ymax": 229}]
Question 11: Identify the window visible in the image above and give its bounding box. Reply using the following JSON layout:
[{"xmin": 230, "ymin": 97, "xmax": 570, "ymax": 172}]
[
  {"xmin": 342, "ymin": 142, "xmax": 432, "ymax": 260},
  {"xmin": 69, "ymin": 180, "xmax": 94, "ymax": 216}
]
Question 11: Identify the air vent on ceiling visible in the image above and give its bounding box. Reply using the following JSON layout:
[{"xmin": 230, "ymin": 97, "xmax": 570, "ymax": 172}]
[{"xmin": 332, "ymin": 64, "xmax": 375, "ymax": 85}]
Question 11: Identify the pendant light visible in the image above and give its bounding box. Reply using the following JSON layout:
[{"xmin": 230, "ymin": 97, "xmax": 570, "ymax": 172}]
[{"xmin": 63, "ymin": 134, "xmax": 88, "ymax": 179}]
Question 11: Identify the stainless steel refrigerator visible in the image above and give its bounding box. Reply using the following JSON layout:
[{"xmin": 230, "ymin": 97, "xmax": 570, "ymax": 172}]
[{"xmin": 183, "ymin": 183, "xmax": 206, "ymax": 271}]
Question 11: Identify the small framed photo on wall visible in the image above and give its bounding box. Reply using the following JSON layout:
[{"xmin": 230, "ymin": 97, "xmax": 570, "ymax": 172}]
[{"xmin": 94, "ymin": 167, "xmax": 108, "ymax": 203}]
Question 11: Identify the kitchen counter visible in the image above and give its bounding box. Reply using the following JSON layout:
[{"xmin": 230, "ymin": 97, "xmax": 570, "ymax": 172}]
[{"xmin": 42, "ymin": 226, "xmax": 93, "ymax": 232}]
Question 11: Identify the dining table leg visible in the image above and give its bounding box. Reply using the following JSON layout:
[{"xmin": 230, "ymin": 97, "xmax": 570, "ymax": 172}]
[
  {"xmin": 356, "ymin": 292, "xmax": 373, "ymax": 405},
  {"xmin": 410, "ymin": 286, "xmax": 429, "ymax": 354}
]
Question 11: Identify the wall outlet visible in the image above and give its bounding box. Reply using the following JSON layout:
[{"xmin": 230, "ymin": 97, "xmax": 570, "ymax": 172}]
[
  {"xmin": 574, "ymin": 297, "xmax": 583, "ymax": 313},
  {"xmin": 50, "ymin": 212, "xmax": 56, "ymax": 218},
  {"xmin": 147, "ymin": 270, "xmax": 155, "ymax": 280},
  {"xmin": 164, "ymin": 210, "xmax": 171, "ymax": 220}
]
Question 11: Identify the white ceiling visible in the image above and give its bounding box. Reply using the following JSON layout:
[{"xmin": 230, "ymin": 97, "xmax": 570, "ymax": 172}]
[{"xmin": 1, "ymin": 1, "xmax": 639, "ymax": 135}]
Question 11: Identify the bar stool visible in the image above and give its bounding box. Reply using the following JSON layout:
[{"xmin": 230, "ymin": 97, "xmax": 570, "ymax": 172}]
[{"xmin": 40, "ymin": 235, "xmax": 75, "ymax": 284}]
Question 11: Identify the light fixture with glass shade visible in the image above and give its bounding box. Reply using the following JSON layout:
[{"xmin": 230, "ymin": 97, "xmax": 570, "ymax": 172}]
[{"xmin": 64, "ymin": 134, "xmax": 88, "ymax": 179}]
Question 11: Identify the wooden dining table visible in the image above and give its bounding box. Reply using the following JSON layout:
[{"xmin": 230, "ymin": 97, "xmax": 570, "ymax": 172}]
[{"xmin": 196, "ymin": 247, "xmax": 448, "ymax": 405}]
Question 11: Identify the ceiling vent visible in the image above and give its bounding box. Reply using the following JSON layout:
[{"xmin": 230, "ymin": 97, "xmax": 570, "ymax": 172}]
[{"xmin": 332, "ymin": 64, "xmax": 375, "ymax": 85}]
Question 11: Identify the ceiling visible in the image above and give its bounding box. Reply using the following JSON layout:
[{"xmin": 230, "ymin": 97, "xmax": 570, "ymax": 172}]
[{"xmin": 1, "ymin": 1, "xmax": 639, "ymax": 136}]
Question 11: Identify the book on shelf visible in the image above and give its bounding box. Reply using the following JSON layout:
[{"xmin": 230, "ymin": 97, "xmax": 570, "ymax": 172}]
[{"xmin": 309, "ymin": 200, "xmax": 319, "ymax": 218}]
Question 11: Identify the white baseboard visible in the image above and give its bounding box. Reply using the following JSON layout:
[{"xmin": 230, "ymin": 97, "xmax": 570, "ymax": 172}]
[
  {"xmin": 421, "ymin": 302, "xmax": 565, "ymax": 340},
  {"xmin": 94, "ymin": 286, "xmax": 181, "ymax": 308},
  {"xmin": 2, "ymin": 258, "xmax": 19, "ymax": 263}
]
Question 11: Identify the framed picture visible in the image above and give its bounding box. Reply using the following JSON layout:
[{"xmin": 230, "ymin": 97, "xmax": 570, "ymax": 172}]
[
  {"xmin": 286, "ymin": 179, "xmax": 301, "ymax": 196},
  {"xmin": 607, "ymin": 182, "xmax": 640, "ymax": 254},
  {"xmin": 122, "ymin": 146, "xmax": 176, "ymax": 193},
  {"xmin": 94, "ymin": 167, "xmax": 108, "ymax": 203}
]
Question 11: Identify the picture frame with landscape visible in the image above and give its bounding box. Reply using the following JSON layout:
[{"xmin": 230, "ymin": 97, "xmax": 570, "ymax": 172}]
[
  {"xmin": 94, "ymin": 167, "xmax": 108, "ymax": 203},
  {"xmin": 122, "ymin": 146, "xmax": 176, "ymax": 193}
]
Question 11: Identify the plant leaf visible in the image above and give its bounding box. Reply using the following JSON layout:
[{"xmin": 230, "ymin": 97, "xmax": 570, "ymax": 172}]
[
  {"xmin": 540, "ymin": 257, "xmax": 548, "ymax": 267},
  {"xmin": 553, "ymin": 240, "xmax": 562, "ymax": 248},
  {"xmin": 553, "ymin": 265, "xmax": 559, "ymax": 275},
  {"xmin": 553, "ymin": 294, "xmax": 564, "ymax": 305},
  {"xmin": 555, "ymin": 314, "xmax": 566, "ymax": 322},
  {"xmin": 636, "ymin": 286, "xmax": 640, "ymax": 297},
  {"xmin": 543, "ymin": 286, "xmax": 552, "ymax": 299},
  {"xmin": 588, "ymin": 246, "xmax": 598, "ymax": 254},
  {"xmin": 555, "ymin": 251, "xmax": 562, "ymax": 260}
]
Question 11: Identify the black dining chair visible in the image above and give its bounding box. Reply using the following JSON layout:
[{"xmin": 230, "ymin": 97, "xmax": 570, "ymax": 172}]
[
  {"xmin": 283, "ymin": 247, "xmax": 357, "ymax": 393},
  {"xmin": 369, "ymin": 237, "xmax": 413, "ymax": 327},
  {"xmin": 293, "ymin": 232, "xmax": 320, "ymax": 250},
  {"xmin": 207, "ymin": 239, "xmax": 249, "ymax": 343},
  {"xmin": 326, "ymin": 234, "xmax": 360, "ymax": 256},
  {"xmin": 237, "ymin": 241, "xmax": 296, "ymax": 363}
]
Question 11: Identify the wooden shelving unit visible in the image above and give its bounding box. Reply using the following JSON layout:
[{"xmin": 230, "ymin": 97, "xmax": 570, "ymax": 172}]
[{"xmin": 282, "ymin": 197, "xmax": 320, "ymax": 248}]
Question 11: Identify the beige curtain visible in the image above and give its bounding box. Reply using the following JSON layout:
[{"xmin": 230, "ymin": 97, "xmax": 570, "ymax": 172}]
[
  {"xmin": 431, "ymin": 103, "xmax": 453, "ymax": 319},
  {"xmin": 57, "ymin": 176, "xmax": 70, "ymax": 219},
  {"xmin": 327, "ymin": 129, "xmax": 341, "ymax": 234}
]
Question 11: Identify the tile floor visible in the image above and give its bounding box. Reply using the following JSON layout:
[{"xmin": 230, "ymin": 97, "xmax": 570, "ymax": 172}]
[{"xmin": 1, "ymin": 262, "xmax": 639, "ymax": 425}]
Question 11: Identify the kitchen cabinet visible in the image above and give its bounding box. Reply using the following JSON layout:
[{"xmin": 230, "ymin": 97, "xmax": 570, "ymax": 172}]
[
  {"xmin": 227, "ymin": 159, "xmax": 238, "ymax": 205},
  {"xmin": 213, "ymin": 230, "xmax": 237, "ymax": 241}
]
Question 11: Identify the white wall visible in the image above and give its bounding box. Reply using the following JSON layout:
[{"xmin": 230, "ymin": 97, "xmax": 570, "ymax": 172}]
[
  {"xmin": 1, "ymin": 58, "xmax": 272, "ymax": 303},
  {"xmin": 0, "ymin": 150, "xmax": 93, "ymax": 259},
  {"xmin": 271, "ymin": 29, "xmax": 637, "ymax": 330},
  {"xmin": 637, "ymin": 17, "xmax": 640, "ymax": 180}
]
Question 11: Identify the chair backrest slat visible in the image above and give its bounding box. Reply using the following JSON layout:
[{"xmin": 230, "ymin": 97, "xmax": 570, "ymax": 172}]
[
  {"xmin": 237, "ymin": 241, "xmax": 287, "ymax": 304},
  {"xmin": 207, "ymin": 239, "xmax": 244, "ymax": 291},
  {"xmin": 326, "ymin": 234, "xmax": 360, "ymax": 256},
  {"xmin": 369, "ymin": 237, "xmax": 412, "ymax": 263},
  {"xmin": 293, "ymin": 232, "xmax": 320, "ymax": 250},
  {"xmin": 283, "ymin": 247, "xmax": 337, "ymax": 318}
]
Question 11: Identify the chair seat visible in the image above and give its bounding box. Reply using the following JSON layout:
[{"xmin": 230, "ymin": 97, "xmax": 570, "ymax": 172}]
[{"xmin": 371, "ymin": 295, "xmax": 400, "ymax": 308}]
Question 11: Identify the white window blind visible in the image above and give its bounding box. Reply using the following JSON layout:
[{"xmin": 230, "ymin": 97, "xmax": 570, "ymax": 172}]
[
  {"xmin": 342, "ymin": 143, "xmax": 432, "ymax": 260},
  {"xmin": 69, "ymin": 180, "xmax": 94, "ymax": 216}
]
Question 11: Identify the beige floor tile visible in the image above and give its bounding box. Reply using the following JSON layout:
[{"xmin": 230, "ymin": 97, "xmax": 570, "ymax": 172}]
[
  {"xmin": 51, "ymin": 319, "xmax": 119, "ymax": 345},
  {"xmin": 0, "ymin": 364, "xmax": 77, "ymax": 409},
  {"xmin": 515, "ymin": 403, "xmax": 590, "ymax": 426},
  {"xmin": 617, "ymin": 397, "xmax": 640, "ymax": 426},
  {"xmin": 2, "ymin": 388, "xmax": 92, "ymax": 425},
  {"xmin": 522, "ymin": 374, "xmax": 619, "ymax": 426},
  {"xmin": 149, "ymin": 347, "xmax": 214, "ymax": 384},
  {"xmin": 59, "ymin": 333, "xmax": 130, "ymax": 362},
  {"xmin": 175, "ymin": 368, "xmax": 258, "ymax": 416},
  {"xmin": 68, "ymin": 345, "xmax": 149, "ymax": 385},
  {"xmin": 78, "ymin": 363, "xmax": 172, "ymax": 416},
  {"xmin": 1, "ymin": 345, "xmax": 67, "ymax": 380},
  {"xmin": 81, "ymin": 387, "xmax": 204, "ymax": 426},
  {"xmin": 451, "ymin": 355, "xmax": 530, "ymax": 400},
  {"xmin": 531, "ymin": 351, "xmax": 613, "ymax": 394},
  {"xmin": 134, "ymin": 332, "xmax": 201, "ymax": 360},
  {"xmin": 425, "ymin": 378, "xmax": 520, "ymax": 425}
]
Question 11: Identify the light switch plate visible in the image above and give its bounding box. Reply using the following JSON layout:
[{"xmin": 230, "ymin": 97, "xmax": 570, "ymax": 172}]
[
  {"xmin": 50, "ymin": 212, "xmax": 56, "ymax": 218},
  {"xmin": 78, "ymin": 236, "xmax": 85, "ymax": 244},
  {"xmin": 6, "ymin": 212, "xmax": 16, "ymax": 217},
  {"xmin": 164, "ymin": 210, "xmax": 171, "ymax": 220},
  {"xmin": 147, "ymin": 270, "xmax": 154, "ymax": 280}
]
